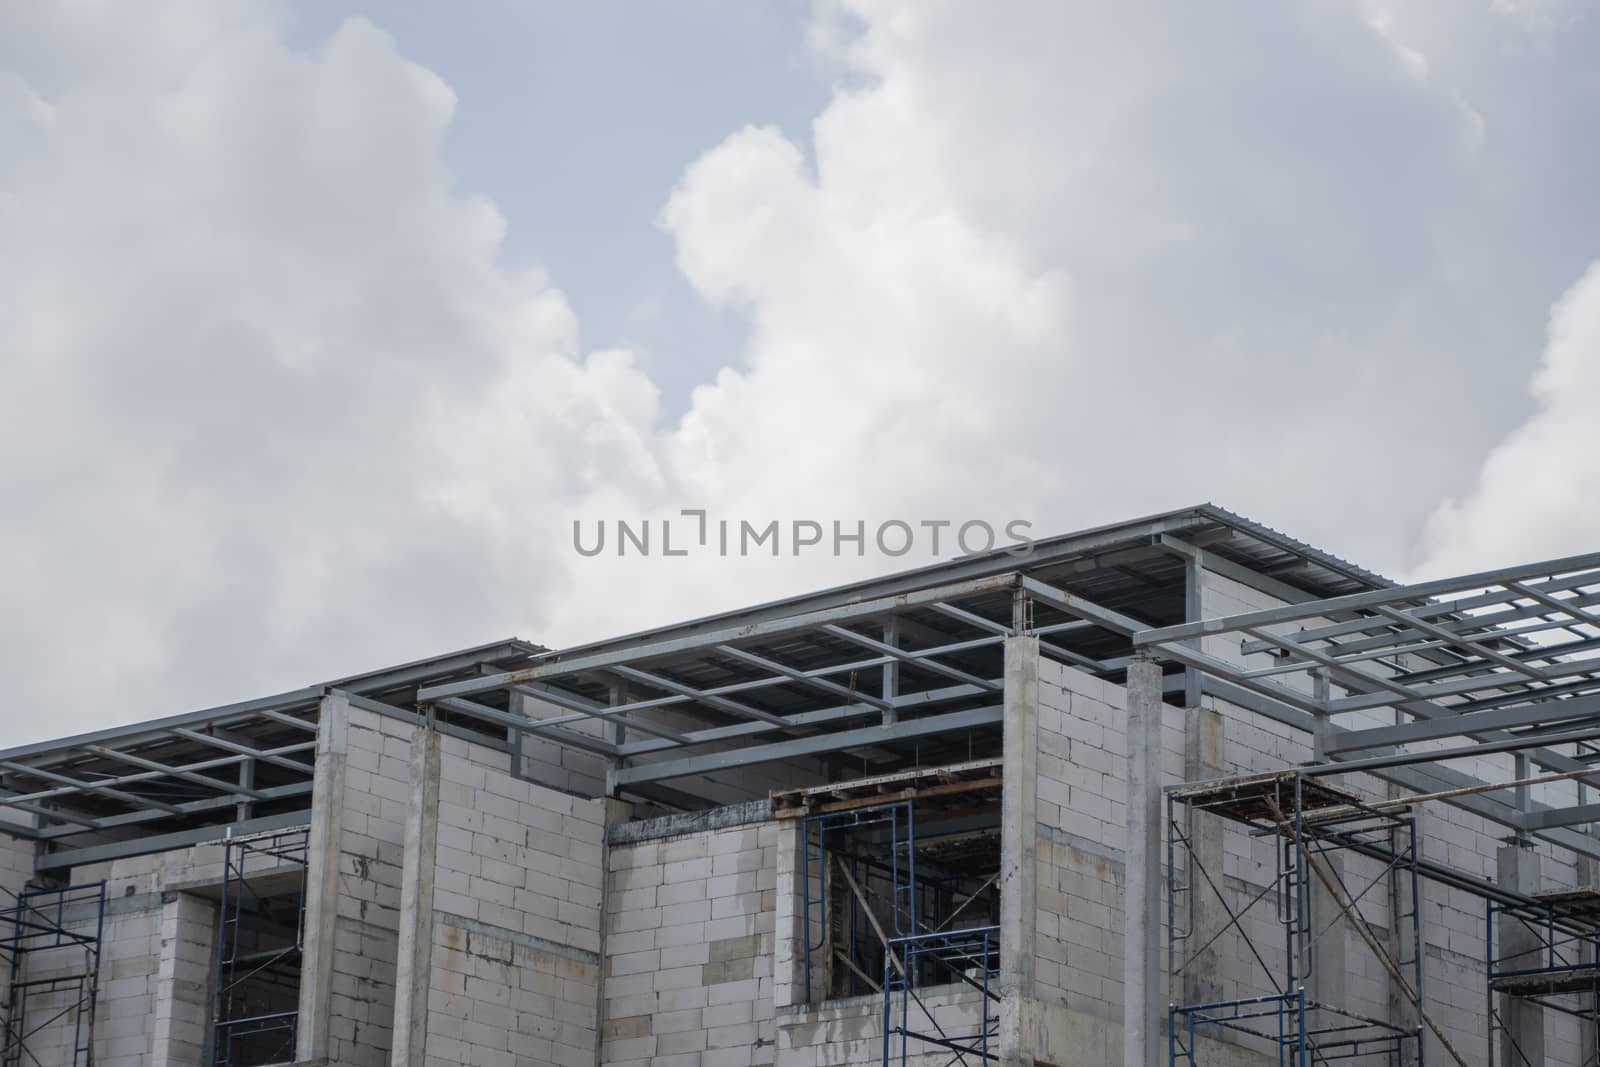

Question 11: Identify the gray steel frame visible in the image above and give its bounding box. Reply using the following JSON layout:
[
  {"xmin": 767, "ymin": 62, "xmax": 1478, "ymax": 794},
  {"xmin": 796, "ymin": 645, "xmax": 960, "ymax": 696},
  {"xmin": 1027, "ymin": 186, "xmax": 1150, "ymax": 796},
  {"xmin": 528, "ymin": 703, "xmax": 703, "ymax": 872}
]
[
  {"xmin": 1136, "ymin": 551, "xmax": 1600, "ymax": 853},
  {"xmin": 0, "ymin": 640, "xmax": 545, "ymax": 864},
  {"xmin": 415, "ymin": 571, "xmax": 1147, "ymax": 794},
  {"xmin": 3, "ymin": 506, "xmax": 1596, "ymax": 877}
]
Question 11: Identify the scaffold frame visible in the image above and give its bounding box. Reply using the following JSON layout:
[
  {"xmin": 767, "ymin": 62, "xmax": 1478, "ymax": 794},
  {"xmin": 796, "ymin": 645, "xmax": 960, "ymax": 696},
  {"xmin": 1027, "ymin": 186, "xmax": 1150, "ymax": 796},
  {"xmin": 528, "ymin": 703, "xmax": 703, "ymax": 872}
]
[
  {"xmin": 1487, "ymin": 888, "xmax": 1600, "ymax": 1067},
  {"xmin": 208, "ymin": 827, "xmax": 309, "ymax": 1067},
  {"xmin": 0, "ymin": 881, "xmax": 106, "ymax": 1067},
  {"xmin": 1167, "ymin": 771, "xmax": 1426, "ymax": 1066}
]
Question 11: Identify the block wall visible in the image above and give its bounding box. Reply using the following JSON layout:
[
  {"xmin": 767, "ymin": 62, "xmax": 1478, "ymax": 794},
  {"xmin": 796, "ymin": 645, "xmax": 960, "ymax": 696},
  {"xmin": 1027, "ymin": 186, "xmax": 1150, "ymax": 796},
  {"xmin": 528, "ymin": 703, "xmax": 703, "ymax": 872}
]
[
  {"xmin": 323, "ymin": 705, "xmax": 411, "ymax": 1065},
  {"xmin": 0, "ymin": 831, "xmax": 297, "ymax": 1067},
  {"xmin": 420, "ymin": 738, "xmax": 607, "ymax": 1067},
  {"xmin": 0, "ymin": 818, "xmax": 32, "ymax": 896},
  {"xmin": 1032, "ymin": 658, "xmax": 1183, "ymax": 1018},
  {"xmin": 602, "ymin": 821, "xmax": 778, "ymax": 1067}
]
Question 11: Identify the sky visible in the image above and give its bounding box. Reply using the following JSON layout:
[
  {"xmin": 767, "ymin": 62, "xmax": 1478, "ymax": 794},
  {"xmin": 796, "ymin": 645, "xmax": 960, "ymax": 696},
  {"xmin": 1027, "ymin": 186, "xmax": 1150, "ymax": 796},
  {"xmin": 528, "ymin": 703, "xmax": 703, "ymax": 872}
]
[{"xmin": 1, "ymin": 0, "xmax": 1597, "ymax": 745}]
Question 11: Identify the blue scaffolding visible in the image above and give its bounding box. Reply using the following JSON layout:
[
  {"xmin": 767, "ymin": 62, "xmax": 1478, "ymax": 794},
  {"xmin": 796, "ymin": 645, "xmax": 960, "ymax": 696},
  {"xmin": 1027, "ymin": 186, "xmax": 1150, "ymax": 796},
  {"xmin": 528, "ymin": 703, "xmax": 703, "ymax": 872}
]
[
  {"xmin": 801, "ymin": 799, "xmax": 1002, "ymax": 1065},
  {"xmin": 802, "ymin": 803, "xmax": 918, "ymax": 1000},
  {"xmin": 882, "ymin": 926, "xmax": 1001, "ymax": 1066},
  {"xmin": 1485, "ymin": 888, "xmax": 1600, "ymax": 1067},
  {"xmin": 209, "ymin": 828, "xmax": 309, "ymax": 1067},
  {"xmin": 0, "ymin": 881, "xmax": 106, "ymax": 1067},
  {"xmin": 1167, "ymin": 772, "xmax": 1424, "ymax": 1066}
]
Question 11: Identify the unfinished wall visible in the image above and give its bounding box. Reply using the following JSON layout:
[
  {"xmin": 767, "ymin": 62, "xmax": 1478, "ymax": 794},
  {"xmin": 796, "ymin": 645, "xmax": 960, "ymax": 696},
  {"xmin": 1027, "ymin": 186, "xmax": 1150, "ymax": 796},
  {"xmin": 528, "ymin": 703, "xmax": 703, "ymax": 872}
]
[
  {"xmin": 0, "ymin": 816, "xmax": 32, "ymax": 895},
  {"xmin": 0, "ymin": 831, "xmax": 298, "ymax": 1067},
  {"xmin": 1033, "ymin": 660, "xmax": 1146, "ymax": 1014},
  {"xmin": 298, "ymin": 702, "xmax": 410, "ymax": 1066},
  {"xmin": 603, "ymin": 819, "xmax": 778, "ymax": 1067},
  {"xmin": 390, "ymin": 724, "xmax": 607, "ymax": 1067}
]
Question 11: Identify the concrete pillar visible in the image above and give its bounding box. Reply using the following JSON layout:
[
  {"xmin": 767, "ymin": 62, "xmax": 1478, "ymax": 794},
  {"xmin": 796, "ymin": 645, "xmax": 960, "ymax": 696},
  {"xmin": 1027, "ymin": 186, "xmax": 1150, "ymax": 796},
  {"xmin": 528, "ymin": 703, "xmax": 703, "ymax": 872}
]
[
  {"xmin": 390, "ymin": 725, "xmax": 441, "ymax": 1067},
  {"xmin": 295, "ymin": 689, "xmax": 349, "ymax": 1063},
  {"xmin": 593, "ymin": 797, "xmax": 631, "ymax": 1067},
  {"xmin": 1308, "ymin": 677, "xmax": 1347, "ymax": 1042},
  {"xmin": 1124, "ymin": 654, "xmax": 1164, "ymax": 1067},
  {"xmin": 1497, "ymin": 843, "xmax": 1545, "ymax": 1065},
  {"xmin": 1181, "ymin": 704, "xmax": 1224, "ymax": 1008},
  {"xmin": 999, "ymin": 636, "xmax": 1039, "ymax": 1067},
  {"xmin": 773, "ymin": 816, "xmax": 807, "ymax": 1010}
]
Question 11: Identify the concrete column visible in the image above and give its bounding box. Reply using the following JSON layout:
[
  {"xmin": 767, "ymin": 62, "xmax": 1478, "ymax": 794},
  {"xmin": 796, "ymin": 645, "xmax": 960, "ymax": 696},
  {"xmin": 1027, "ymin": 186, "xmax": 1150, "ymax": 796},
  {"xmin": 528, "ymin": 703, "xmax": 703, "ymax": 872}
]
[
  {"xmin": 773, "ymin": 816, "xmax": 807, "ymax": 1010},
  {"xmin": 1181, "ymin": 704, "xmax": 1224, "ymax": 1008},
  {"xmin": 1497, "ymin": 843, "xmax": 1545, "ymax": 1065},
  {"xmin": 593, "ymin": 797, "xmax": 631, "ymax": 1067},
  {"xmin": 295, "ymin": 689, "xmax": 349, "ymax": 1063},
  {"xmin": 1124, "ymin": 654, "xmax": 1164, "ymax": 1067},
  {"xmin": 999, "ymin": 636, "xmax": 1039, "ymax": 1067},
  {"xmin": 1308, "ymin": 675, "xmax": 1347, "ymax": 1041},
  {"xmin": 390, "ymin": 725, "xmax": 441, "ymax": 1067}
]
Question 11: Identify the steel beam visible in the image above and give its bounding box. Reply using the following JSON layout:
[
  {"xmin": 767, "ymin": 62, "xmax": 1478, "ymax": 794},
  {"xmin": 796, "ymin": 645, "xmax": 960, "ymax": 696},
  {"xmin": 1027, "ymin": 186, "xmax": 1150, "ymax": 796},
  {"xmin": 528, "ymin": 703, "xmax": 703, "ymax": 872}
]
[
  {"xmin": 79, "ymin": 744, "xmax": 269, "ymax": 801},
  {"xmin": 418, "ymin": 572, "xmax": 1024, "ymax": 703},
  {"xmin": 713, "ymin": 645, "xmax": 891, "ymax": 711},
  {"xmin": 1326, "ymin": 693, "xmax": 1600, "ymax": 754},
  {"xmin": 608, "ymin": 705, "xmax": 1004, "ymax": 787},
  {"xmin": 35, "ymin": 810, "xmax": 312, "ymax": 872},
  {"xmin": 1138, "ymin": 551, "xmax": 1600, "ymax": 647},
  {"xmin": 34, "ymin": 781, "xmax": 313, "ymax": 841},
  {"xmin": 171, "ymin": 728, "xmax": 315, "ymax": 774},
  {"xmin": 816, "ymin": 624, "xmax": 998, "ymax": 691},
  {"xmin": 0, "ymin": 685, "xmax": 325, "ymax": 764},
  {"xmin": 606, "ymin": 665, "xmax": 797, "ymax": 729},
  {"xmin": 433, "ymin": 695, "xmax": 627, "ymax": 754},
  {"xmin": 0, "ymin": 759, "xmax": 187, "ymax": 816}
]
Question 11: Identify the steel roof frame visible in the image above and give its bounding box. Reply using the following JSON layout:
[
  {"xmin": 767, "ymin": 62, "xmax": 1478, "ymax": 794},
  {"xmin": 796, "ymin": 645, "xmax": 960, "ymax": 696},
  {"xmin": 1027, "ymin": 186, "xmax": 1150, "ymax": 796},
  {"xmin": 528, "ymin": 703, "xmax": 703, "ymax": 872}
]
[{"xmin": 8, "ymin": 508, "xmax": 1597, "ymax": 874}]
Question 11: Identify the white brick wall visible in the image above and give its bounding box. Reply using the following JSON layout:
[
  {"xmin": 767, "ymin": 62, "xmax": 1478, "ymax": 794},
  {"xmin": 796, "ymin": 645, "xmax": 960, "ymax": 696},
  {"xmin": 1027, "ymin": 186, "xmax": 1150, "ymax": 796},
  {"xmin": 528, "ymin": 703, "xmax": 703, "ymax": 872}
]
[
  {"xmin": 423, "ymin": 740, "xmax": 607, "ymax": 1067},
  {"xmin": 603, "ymin": 822, "xmax": 779, "ymax": 1067},
  {"xmin": 324, "ymin": 706, "xmax": 411, "ymax": 1066}
]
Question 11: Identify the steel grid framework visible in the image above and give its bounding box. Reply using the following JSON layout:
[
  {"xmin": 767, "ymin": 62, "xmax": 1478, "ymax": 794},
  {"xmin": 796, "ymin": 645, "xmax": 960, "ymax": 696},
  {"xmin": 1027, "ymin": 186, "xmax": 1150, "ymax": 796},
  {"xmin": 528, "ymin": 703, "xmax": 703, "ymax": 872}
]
[
  {"xmin": 0, "ymin": 640, "xmax": 545, "ymax": 868},
  {"xmin": 1, "ymin": 509, "xmax": 1597, "ymax": 878},
  {"xmin": 415, "ymin": 570, "xmax": 1160, "ymax": 793},
  {"xmin": 0, "ymin": 506, "xmax": 1376, "ymax": 863},
  {"xmin": 1136, "ymin": 550, "xmax": 1600, "ymax": 850}
]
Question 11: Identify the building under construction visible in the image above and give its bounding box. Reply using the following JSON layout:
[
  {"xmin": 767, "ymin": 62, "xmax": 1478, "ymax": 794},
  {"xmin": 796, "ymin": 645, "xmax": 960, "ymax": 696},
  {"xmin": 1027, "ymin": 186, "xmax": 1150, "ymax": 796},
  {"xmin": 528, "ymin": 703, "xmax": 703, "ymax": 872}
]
[{"xmin": 1, "ymin": 503, "xmax": 1598, "ymax": 1067}]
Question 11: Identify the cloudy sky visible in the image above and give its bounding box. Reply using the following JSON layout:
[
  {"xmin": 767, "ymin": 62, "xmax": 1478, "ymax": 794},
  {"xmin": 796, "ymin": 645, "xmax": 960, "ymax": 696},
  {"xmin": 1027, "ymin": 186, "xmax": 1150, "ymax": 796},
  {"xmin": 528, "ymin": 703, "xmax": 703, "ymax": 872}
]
[{"xmin": 2, "ymin": 0, "xmax": 1596, "ymax": 745}]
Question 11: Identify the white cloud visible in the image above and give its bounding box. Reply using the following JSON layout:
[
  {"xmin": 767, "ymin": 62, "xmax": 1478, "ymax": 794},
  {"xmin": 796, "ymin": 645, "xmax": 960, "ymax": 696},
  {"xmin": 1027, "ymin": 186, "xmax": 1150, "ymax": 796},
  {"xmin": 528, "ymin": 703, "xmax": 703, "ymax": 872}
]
[
  {"xmin": 1419, "ymin": 259, "xmax": 1600, "ymax": 575},
  {"xmin": 656, "ymin": 0, "xmax": 1535, "ymax": 571},
  {"xmin": 0, "ymin": 6, "xmax": 664, "ymax": 734},
  {"xmin": 3, "ymin": 1, "xmax": 1598, "ymax": 743}
]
